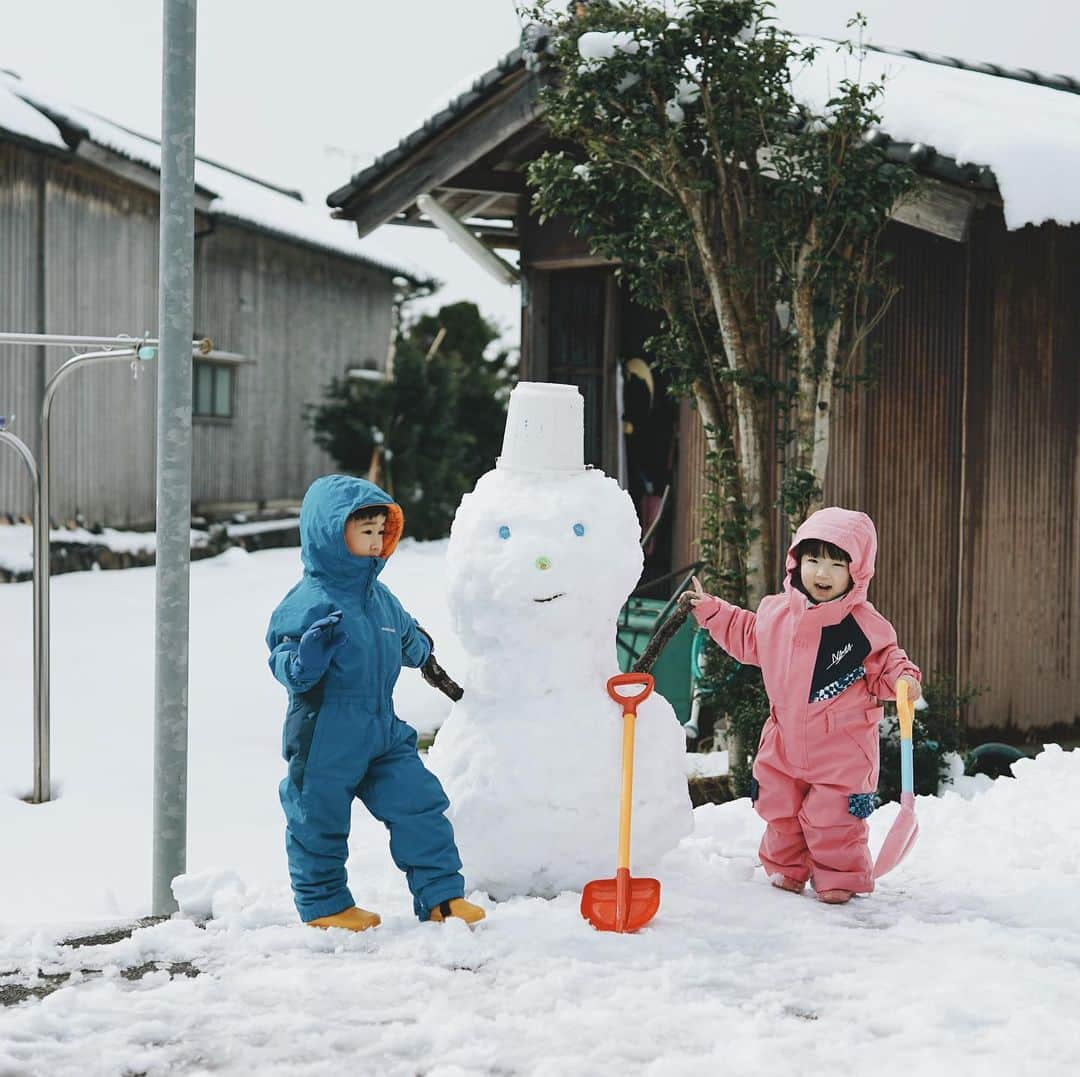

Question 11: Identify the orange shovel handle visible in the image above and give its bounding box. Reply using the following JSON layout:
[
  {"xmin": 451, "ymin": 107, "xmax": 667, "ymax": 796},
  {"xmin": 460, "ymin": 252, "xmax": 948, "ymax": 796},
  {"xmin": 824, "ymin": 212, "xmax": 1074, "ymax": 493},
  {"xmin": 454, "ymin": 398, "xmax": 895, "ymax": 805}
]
[
  {"xmin": 607, "ymin": 674, "xmax": 653, "ymax": 872},
  {"xmin": 607, "ymin": 672, "xmax": 654, "ymax": 715}
]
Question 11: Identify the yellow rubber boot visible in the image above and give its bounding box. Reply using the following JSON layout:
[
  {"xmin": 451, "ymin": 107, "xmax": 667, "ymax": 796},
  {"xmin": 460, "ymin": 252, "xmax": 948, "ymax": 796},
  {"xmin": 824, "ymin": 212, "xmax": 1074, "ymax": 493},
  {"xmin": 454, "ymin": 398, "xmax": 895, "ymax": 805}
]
[
  {"xmin": 307, "ymin": 906, "xmax": 382, "ymax": 932},
  {"xmin": 427, "ymin": 898, "xmax": 486, "ymax": 925}
]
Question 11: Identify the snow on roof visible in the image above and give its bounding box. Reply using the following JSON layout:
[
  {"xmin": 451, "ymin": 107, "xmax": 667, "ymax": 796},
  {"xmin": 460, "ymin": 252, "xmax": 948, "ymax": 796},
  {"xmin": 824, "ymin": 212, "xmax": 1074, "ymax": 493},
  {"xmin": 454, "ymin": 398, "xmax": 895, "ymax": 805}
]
[
  {"xmin": 771, "ymin": 0, "xmax": 1080, "ymax": 87},
  {"xmin": 793, "ymin": 38, "xmax": 1080, "ymax": 230},
  {"xmin": 0, "ymin": 69, "xmax": 426, "ymax": 279},
  {"xmin": 0, "ymin": 70, "xmax": 67, "ymax": 149},
  {"xmin": 569, "ymin": 26, "xmax": 1080, "ymax": 230}
]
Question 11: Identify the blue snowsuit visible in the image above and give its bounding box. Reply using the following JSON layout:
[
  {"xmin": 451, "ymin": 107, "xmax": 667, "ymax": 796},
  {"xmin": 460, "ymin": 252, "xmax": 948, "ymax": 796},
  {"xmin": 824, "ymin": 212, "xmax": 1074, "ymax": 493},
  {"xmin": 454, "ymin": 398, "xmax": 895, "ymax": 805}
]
[{"xmin": 266, "ymin": 475, "xmax": 465, "ymax": 922}]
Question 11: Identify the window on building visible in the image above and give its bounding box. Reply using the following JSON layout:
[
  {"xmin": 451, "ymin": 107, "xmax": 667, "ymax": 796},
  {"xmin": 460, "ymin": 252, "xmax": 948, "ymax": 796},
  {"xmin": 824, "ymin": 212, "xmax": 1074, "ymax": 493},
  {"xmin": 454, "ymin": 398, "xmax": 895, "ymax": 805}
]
[{"xmin": 193, "ymin": 361, "xmax": 234, "ymax": 419}]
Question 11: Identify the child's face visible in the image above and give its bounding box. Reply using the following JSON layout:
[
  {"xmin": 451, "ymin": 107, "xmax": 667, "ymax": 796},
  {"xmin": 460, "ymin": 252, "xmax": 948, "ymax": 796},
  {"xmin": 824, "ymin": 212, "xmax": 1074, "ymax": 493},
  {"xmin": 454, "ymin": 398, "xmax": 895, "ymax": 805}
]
[
  {"xmin": 799, "ymin": 551, "xmax": 851, "ymax": 602},
  {"xmin": 344, "ymin": 513, "xmax": 387, "ymax": 558}
]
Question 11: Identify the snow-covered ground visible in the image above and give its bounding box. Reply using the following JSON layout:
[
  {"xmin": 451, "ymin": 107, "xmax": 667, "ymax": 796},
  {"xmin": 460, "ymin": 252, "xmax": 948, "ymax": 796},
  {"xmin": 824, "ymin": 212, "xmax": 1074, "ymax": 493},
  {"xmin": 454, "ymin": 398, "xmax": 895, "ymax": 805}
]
[{"xmin": 1, "ymin": 543, "xmax": 1077, "ymax": 1075}]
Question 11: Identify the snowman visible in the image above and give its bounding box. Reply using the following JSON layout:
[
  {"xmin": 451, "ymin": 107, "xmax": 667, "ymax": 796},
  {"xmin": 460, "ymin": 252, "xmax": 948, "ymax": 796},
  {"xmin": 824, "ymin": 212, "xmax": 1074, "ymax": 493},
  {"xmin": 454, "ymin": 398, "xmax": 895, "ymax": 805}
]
[{"xmin": 428, "ymin": 382, "xmax": 693, "ymax": 899}]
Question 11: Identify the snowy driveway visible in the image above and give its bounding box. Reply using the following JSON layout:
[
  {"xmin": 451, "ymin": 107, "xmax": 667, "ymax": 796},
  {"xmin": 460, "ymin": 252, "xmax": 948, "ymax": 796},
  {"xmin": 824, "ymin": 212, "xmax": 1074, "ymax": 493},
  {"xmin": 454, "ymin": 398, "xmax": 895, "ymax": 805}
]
[{"xmin": 1, "ymin": 545, "xmax": 1078, "ymax": 1075}]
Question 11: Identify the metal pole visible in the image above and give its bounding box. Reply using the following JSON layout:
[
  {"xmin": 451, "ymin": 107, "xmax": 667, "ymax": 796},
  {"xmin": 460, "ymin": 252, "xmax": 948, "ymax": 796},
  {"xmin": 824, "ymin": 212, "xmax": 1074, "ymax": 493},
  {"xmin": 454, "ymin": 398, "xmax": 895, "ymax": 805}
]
[
  {"xmin": 0, "ymin": 333, "xmax": 162, "ymax": 350},
  {"xmin": 153, "ymin": 0, "xmax": 197, "ymax": 916},
  {"xmin": 0, "ymin": 334, "xmax": 242, "ymax": 364},
  {"xmin": 0, "ymin": 341, "xmax": 214, "ymax": 803},
  {"xmin": 0, "ymin": 427, "xmax": 43, "ymax": 800},
  {"xmin": 36, "ymin": 348, "xmax": 138, "ymax": 802},
  {"xmin": 2, "ymin": 337, "xmax": 233, "ymax": 806}
]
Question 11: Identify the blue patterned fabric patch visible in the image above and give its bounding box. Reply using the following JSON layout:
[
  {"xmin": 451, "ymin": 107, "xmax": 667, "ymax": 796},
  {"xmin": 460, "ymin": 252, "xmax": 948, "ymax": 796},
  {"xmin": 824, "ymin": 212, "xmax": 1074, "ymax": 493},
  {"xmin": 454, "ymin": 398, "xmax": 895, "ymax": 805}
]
[
  {"xmin": 848, "ymin": 792, "xmax": 878, "ymax": 818},
  {"xmin": 812, "ymin": 665, "xmax": 866, "ymax": 703}
]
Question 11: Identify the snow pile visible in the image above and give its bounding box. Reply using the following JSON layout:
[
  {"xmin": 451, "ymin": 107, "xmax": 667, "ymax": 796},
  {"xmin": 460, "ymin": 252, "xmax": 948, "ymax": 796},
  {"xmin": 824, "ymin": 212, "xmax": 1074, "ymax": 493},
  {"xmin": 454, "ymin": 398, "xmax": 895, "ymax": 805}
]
[
  {"xmin": 686, "ymin": 748, "xmax": 728, "ymax": 777},
  {"xmin": 938, "ymin": 750, "xmax": 995, "ymax": 798},
  {"xmin": 172, "ymin": 869, "xmax": 249, "ymax": 921},
  {"xmin": 904, "ymin": 744, "xmax": 1080, "ymax": 915},
  {"xmin": 430, "ymin": 464, "xmax": 693, "ymax": 898},
  {"xmin": 0, "ymin": 523, "xmax": 213, "ymax": 575}
]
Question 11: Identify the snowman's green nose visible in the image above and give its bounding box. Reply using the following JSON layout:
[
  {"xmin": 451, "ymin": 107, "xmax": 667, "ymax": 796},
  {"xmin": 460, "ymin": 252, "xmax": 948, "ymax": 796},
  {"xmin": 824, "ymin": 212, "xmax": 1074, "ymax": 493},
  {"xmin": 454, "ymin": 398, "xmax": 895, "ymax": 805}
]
[{"xmin": 535, "ymin": 556, "xmax": 552, "ymax": 570}]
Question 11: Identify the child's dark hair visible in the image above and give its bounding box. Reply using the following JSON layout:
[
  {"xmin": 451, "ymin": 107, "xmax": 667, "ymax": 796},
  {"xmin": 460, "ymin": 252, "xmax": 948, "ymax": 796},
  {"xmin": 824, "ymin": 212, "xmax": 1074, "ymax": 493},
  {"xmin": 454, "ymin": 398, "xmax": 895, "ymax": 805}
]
[
  {"xmin": 794, "ymin": 537, "xmax": 851, "ymax": 563},
  {"xmin": 348, "ymin": 505, "xmax": 388, "ymax": 523}
]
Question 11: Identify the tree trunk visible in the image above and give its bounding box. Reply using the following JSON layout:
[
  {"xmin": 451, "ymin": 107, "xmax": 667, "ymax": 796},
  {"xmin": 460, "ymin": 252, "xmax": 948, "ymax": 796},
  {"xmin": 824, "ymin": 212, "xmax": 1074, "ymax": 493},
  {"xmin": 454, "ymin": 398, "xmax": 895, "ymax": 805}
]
[
  {"xmin": 789, "ymin": 226, "xmax": 841, "ymax": 526},
  {"xmin": 686, "ymin": 200, "xmax": 775, "ymax": 606}
]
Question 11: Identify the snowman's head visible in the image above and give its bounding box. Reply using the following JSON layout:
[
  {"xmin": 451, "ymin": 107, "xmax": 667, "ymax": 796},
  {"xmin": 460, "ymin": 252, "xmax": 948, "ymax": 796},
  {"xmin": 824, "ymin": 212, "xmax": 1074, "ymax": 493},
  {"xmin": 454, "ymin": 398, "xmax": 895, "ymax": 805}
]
[{"xmin": 446, "ymin": 468, "xmax": 643, "ymax": 653}]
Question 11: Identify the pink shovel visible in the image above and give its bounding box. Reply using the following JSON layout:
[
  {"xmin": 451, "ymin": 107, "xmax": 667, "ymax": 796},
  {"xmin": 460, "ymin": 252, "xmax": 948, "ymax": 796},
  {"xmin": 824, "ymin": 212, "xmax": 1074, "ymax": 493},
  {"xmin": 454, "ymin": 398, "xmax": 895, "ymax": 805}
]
[{"xmin": 873, "ymin": 678, "xmax": 919, "ymax": 878}]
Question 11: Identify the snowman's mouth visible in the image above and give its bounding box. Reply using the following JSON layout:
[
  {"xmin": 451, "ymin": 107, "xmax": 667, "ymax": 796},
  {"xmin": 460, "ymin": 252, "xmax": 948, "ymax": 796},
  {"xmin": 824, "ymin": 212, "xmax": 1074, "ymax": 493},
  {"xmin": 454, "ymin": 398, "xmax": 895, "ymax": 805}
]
[{"xmin": 533, "ymin": 593, "xmax": 565, "ymax": 603}]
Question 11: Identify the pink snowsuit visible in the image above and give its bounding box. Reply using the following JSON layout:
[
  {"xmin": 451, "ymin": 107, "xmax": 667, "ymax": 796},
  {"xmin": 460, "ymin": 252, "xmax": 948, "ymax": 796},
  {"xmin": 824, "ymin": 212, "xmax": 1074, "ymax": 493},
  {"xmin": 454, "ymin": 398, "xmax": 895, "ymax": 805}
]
[{"xmin": 693, "ymin": 508, "xmax": 921, "ymax": 893}]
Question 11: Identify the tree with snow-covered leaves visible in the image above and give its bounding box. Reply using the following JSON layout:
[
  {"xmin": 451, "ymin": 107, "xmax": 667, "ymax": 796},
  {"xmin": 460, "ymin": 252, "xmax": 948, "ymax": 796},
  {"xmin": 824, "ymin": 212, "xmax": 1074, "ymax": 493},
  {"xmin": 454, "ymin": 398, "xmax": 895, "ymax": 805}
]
[{"xmin": 527, "ymin": 0, "xmax": 917, "ymax": 609}]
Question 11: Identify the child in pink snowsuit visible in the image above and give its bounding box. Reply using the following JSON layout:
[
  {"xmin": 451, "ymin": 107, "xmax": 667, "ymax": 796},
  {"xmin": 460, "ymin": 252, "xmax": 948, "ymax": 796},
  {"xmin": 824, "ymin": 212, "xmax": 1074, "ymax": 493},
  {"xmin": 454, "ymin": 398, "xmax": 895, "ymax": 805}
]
[{"xmin": 687, "ymin": 507, "xmax": 921, "ymax": 904}]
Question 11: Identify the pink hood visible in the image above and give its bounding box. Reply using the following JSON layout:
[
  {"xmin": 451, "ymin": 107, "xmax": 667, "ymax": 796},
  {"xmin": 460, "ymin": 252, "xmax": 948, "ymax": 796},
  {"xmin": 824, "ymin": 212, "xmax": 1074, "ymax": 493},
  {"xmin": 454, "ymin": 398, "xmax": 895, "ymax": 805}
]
[
  {"xmin": 783, "ymin": 507, "xmax": 877, "ymax": 607},
  {"xmin": 692, "ymin": 503, "xmax": 919, "ymax": 712}
]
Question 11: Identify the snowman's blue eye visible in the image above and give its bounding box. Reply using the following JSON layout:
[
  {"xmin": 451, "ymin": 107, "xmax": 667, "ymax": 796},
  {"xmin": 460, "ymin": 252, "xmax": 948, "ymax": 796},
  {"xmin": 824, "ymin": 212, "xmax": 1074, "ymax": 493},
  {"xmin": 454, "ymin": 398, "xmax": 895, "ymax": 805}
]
[
  {"xmin": 498, "ymin": 525, "xmax": 511, "ymax": 540},
  {"xmin": 573, "ymin": 523, "xmax": 585, "ymax": 537}
]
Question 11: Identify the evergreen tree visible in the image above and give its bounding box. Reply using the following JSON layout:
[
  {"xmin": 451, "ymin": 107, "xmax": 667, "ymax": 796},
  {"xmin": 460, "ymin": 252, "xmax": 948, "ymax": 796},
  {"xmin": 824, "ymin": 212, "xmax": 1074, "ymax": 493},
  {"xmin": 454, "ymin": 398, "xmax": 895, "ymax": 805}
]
[
  {"xmin": 307, "ymin": 302, "xmax": 515, "ymax": 540},
  {"xmin": 408, "ymin": 302, "xmax": 515, "ymax": 480}
]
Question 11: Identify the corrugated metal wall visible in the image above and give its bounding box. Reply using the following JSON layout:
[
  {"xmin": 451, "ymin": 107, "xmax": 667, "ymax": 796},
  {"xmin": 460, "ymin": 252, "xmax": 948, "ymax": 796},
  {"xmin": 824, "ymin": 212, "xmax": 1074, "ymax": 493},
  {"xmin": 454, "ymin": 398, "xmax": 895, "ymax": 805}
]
[
  {"xmin": 0, "ymin": 143, "xmax": 45, "ymax": 512},
  {"xmin": 961, "ymin": 209, "xmax": 1079, "ymax": 733},
  {"xmin": 0, "ymin": 142, "xmax": 396, "ymax": 524},
  {"xmin": 42, "ymin": 160, "xmax": 160, "ymax": 524},
  {"xmin": 825, "ymin": 223, "xmax": 968, "ymax": 704},
  {"xmin": 193, "ymin": 227, "xmax": 395, "ymax": 507}
]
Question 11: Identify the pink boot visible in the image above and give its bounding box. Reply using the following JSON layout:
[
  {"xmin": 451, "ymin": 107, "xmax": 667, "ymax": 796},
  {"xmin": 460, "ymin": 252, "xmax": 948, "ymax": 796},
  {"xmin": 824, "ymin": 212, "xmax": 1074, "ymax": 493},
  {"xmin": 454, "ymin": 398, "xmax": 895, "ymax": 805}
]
[
  {"xmin": 817, "ymin": 888, "xmax": 854, "ymax": 905},
  {"xmin": 771, "ymin": 875, "xmax": 806, "ymax": 894}
]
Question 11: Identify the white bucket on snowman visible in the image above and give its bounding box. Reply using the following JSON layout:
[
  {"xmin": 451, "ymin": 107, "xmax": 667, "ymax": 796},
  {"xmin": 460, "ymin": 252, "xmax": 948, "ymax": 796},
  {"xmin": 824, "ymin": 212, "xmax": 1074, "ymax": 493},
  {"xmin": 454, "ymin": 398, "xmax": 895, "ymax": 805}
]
[{"xmin": 496, "ymin": 381, "xmax": 585, "ymax": 475}]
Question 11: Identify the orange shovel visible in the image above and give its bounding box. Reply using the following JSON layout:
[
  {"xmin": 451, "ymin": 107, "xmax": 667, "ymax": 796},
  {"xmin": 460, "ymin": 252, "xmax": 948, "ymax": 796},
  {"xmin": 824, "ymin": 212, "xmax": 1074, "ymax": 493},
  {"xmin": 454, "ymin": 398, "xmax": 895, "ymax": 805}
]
[
  {"xmin": 581, "ymin": 672, "xmax": 662, "ymax": 933},
  {"xmin": 873, "ymin": 678, "xmax": 920, "ymax": 878}
]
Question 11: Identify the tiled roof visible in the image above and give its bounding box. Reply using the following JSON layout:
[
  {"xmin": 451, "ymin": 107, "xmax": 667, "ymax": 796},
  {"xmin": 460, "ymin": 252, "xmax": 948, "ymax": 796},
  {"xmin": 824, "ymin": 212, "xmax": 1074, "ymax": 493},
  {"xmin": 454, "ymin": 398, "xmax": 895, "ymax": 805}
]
[
  {"xmin": 326, "ymin": 48, "xmax": 529, "ymax": 209},
  {"xmin": 328, "ymin": 34, "xmax": 1080, "ymax": 211}
]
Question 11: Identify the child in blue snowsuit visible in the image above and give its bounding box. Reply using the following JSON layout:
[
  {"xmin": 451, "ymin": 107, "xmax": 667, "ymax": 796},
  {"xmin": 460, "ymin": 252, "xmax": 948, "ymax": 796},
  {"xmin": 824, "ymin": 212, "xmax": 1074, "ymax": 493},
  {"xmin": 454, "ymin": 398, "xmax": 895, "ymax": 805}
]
[{"xmin": 266, "ymin": 474, "xmax": 485, "ymax": 932}]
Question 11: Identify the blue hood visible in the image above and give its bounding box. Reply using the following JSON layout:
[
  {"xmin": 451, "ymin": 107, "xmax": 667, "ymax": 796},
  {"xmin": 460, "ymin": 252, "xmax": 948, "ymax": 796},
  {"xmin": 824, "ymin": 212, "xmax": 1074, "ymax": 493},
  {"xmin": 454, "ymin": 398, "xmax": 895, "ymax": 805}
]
[{"xmin": 299, "ymin": 475, "xmax": 400, "ymax": 590}]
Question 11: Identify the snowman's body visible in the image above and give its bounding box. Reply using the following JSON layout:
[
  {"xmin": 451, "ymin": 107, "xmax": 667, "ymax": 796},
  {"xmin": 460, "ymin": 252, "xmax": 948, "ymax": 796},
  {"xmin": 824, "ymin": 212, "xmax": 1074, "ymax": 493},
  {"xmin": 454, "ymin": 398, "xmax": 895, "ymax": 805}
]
[{"xmin": 428, "ymin": 463, "xmax": 693, "ymax": 899}]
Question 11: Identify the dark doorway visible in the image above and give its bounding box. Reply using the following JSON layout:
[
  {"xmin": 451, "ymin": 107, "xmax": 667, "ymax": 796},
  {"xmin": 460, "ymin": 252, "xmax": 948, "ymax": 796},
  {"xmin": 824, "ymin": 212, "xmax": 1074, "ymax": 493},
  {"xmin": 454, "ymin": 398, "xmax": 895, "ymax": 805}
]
[
  {"xmin": 619, "ymin": 293, "xmax": 677, "ymax": 587},
  {"xmin": 548, "ymin": 269, "xmax": 606, "ymax": 467}
]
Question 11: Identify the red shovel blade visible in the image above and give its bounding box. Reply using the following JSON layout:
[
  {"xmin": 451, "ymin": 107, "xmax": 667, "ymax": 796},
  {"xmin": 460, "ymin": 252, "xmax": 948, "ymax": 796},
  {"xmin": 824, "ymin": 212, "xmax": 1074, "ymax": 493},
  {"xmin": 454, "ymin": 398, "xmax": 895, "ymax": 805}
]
[
  {"xmin": 581, "ymin": 868, "xmax": 661, "ymax": 933},
  {"xmin": 873, "ymin": 792, "xmax": 919, "ymax": 878}
]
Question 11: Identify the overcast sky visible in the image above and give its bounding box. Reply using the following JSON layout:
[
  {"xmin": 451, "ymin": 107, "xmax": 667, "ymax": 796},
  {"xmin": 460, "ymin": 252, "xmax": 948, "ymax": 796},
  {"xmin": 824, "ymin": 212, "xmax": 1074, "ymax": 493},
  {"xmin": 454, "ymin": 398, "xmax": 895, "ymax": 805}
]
[
  {"xmin": 4, "ymin": 1, "xmax": 1074, "ymax": 347},
  {"xmin": 3, "ymin": 1, "xmax": 527, "ymax": 343}
]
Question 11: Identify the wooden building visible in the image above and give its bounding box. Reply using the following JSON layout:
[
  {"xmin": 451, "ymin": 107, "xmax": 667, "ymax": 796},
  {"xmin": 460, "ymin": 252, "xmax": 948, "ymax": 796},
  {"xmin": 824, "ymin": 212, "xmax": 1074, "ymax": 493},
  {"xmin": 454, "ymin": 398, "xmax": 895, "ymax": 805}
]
[
  {"xmin": 326, "ymin": 38, "xmax": 1078, "ymax": 742},
  {"xmin": 0, "ymin": 71, "xmax": 413, "ymax": 526}
]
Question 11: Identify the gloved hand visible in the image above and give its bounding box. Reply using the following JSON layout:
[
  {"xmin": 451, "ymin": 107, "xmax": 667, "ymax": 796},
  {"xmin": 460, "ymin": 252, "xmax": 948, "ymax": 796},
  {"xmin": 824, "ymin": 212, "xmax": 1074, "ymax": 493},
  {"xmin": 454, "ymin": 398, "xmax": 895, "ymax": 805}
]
[
  {"xmin": 421, "ymin": 654, "xmax": 463, "ymax": 702},
  {"xmin": 292, "ymin": 610, "xmax": 348, "ymax": 683}
]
